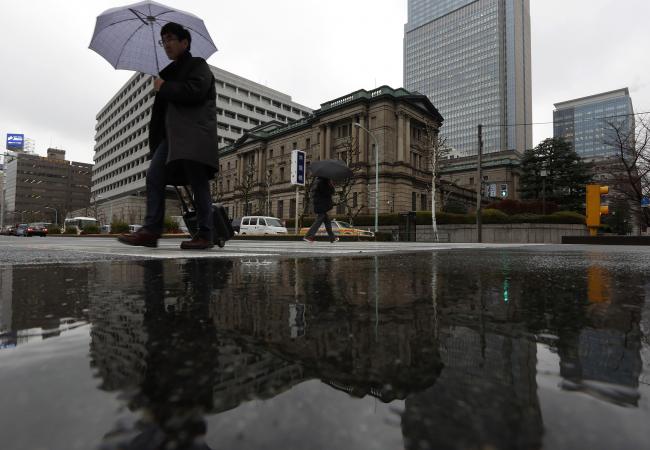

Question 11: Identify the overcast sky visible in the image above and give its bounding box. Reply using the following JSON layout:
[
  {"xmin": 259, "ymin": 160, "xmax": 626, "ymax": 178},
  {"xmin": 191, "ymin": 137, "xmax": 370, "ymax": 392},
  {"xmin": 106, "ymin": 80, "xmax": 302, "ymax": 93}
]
[{"xmin": 1, "ymin": 0, "xmax": 648, "ymax": 164}]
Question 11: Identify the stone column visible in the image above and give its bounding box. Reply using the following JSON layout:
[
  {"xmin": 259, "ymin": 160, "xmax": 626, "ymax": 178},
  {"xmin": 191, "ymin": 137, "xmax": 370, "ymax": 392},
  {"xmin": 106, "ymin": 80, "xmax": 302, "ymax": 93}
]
[
  {"xmin": 319, "ymin": 126, "xmax": 326, "ymax": 160},
  {"xmin": 237, "ymin": 154, "xmax": 243, "ymax": 182},
  {"xmin": 404, "ymin": 117, "xmax": 411, "ymax": 163},
  {"xmin": 397, "ymin": 112, "xmax": 405, "ymax": 162},
  {"xmin": 324, "ymin": 124, "xmax": 331, "ymax": 160},
  {"xmin": 358, "ymin": 115, "xmax": 367, "ymax": 163},
  {"xmin": 261, "ymin": 147, "xmax": 267, "ymax": 186}
]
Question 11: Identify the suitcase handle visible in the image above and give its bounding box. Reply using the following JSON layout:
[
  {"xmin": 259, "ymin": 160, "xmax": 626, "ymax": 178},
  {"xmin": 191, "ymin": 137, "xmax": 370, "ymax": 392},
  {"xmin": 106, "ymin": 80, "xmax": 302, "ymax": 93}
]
[{"xmin": 174, "ymin": 186, "xmax": 195, "ymax": 214}]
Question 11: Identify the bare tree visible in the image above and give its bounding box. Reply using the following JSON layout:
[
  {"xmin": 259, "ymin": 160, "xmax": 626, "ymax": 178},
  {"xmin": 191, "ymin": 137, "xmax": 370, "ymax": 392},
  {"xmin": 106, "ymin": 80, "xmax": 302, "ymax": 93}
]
[
  {"xmin": 603, "ymin": 113, "xmax": 650, "ymax": 229},
  {"xmin": 415, "ymin": 121, "xmax": 449, "ymax": 241},
  {"xmin": 88, "ymin": 192, "xmax": 100, "ymax": 219},
  {"xmin": 332, "ymin": 136, "xmax": 367, "ymax": 224},
  {"xmin": 257, "ymin": 169, "xmax": 273, "ymax": 216},
  {"xmin": 233, "ymin": 160, "xmax": 257, "ymax": 216},
  {"xmin": 210, "ymin": 172, "xmax": 224, "ymax": 203}
]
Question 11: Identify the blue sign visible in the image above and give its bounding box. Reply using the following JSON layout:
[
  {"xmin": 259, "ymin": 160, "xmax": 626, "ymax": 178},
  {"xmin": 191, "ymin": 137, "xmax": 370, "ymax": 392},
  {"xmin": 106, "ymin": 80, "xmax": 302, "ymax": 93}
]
[
  {"xmin": 6, "ymin": 133, "xmax": 24, "ymax": 150},
  {"xmin": 297, "ymin": 152, "xmax": 305, "ymax": 184},
  {"xmin": 642, "ymin": 196, "xmax": 650, "ymax": 208},
  {"xmin": 291, "ymin": 150, "xmax": 306, "ymax": 186}
]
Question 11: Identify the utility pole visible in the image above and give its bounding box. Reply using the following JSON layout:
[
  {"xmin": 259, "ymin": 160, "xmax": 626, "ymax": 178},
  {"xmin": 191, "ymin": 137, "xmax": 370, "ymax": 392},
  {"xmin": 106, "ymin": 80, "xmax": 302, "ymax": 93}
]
[{"xmin": 476, "ymin": 125, "xmax": 483, "ymax": 243}]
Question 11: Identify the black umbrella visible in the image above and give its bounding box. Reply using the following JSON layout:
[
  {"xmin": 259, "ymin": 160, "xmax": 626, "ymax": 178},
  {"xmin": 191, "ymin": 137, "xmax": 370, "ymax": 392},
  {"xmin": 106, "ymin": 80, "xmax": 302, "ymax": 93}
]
[{"xmin": 309, "ymin": 160, "xmax": 353, "ymax": 181}]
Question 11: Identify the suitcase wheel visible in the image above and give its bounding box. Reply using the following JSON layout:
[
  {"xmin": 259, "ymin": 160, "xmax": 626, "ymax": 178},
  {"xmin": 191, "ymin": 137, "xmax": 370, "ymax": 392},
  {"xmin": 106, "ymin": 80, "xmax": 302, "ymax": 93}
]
[{"xmin": 216, "ymin": 239, "xmax": 226, "ymax": 248}]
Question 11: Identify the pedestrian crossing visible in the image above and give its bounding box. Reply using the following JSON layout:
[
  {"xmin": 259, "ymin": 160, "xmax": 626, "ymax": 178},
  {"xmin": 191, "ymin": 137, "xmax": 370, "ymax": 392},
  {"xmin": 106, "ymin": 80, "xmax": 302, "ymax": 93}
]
[{"xmin": 0, "ymin": 236, "xmax": 541, "ymax": 262}]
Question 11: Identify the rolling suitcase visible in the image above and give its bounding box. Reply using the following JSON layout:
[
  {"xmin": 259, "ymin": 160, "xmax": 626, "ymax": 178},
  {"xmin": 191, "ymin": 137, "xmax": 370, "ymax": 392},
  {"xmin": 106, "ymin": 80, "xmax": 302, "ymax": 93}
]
[{"xmin": 174, "ymin": 186, "xmax": 234, "ymax": 248}]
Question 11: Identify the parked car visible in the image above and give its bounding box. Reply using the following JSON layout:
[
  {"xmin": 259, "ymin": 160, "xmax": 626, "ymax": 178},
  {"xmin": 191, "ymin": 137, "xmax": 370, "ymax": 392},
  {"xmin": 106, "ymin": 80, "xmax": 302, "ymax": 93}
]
[
  {"xmin": 299, "ymin": 220, "xmax": 375, "ymax": 238},
  {"xmin": 129, "ymin": 224, "xmax": 143, "ymax": 233},
  {"xmin": 16, "ymin": 223, "xmax": 48, "ymax": 237},
  {"xmin": 1, "ymin": 225, "xmax": 16, "ymax": 235},
  {"xmin": 13, "ymin": 224, "xmax": 28, "ymax": 236},
  {"xmin": 238, "ymin": 216, "xmax": 288, "ymax": 235}
]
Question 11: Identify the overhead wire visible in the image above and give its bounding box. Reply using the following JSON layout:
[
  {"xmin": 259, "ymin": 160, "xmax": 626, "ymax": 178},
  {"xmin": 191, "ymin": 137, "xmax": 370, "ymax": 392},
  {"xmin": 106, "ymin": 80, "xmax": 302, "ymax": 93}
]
[{"xmin": 482, "ymin": 110, "xmax": 650, "ymax": 128}]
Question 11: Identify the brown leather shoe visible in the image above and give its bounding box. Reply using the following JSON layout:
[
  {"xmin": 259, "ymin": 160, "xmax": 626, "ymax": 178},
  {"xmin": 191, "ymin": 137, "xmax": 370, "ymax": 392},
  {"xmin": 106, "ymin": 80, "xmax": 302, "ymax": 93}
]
[
  {"xmin": 117, "ymin": 229, "xmax": 159, "ymax": 248},
  {"xmin": 180, "ymin": 237, "xmax": 214, "ymax": 250}
]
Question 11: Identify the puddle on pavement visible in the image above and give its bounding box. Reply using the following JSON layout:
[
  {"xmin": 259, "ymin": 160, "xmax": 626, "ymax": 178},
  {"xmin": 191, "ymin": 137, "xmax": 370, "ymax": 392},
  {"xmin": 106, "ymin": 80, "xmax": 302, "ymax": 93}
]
[{"xmin": 0, "ymin": 250, "xmax": 649, "ymax": 450}]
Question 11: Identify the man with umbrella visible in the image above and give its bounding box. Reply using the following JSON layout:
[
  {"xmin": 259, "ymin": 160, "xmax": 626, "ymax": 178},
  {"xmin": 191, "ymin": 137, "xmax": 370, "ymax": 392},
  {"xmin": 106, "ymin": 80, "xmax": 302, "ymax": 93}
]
[
  {"xmin": 303, "ymin": 160, "xmax": 352, "ymax": 243},
  {"xmin": 118, "ymin": 22, "xmax": 218, "ymax": 250},
  {"xmin": 304, "ymin": 177, "xmax": 338, "ymax": 243}
]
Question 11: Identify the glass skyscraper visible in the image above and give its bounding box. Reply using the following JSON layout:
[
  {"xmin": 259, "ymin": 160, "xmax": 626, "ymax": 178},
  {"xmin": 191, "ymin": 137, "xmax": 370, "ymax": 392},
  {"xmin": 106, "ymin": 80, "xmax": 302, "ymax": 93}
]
[
  {"xmin": 553, "ymin": 88, "xmax": 634, "ymax": 159},
  {"xmin": 404, "ymin": 0, "xmax": 532, "ymax": 156}
]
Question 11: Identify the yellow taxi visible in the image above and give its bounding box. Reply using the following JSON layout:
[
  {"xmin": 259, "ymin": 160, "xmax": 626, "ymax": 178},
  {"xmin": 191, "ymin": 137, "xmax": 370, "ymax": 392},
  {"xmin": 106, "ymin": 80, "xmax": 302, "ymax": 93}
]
[{"xmin": 299, "ymin": 219, "xmax": 375, "ymax": 237}]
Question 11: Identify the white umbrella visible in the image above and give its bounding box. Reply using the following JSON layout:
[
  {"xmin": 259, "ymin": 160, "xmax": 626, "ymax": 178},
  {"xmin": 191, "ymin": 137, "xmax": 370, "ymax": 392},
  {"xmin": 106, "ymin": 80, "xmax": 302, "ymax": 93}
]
[{"xmin": 89, "ymin": 0, "xmax": 218, "ymax": 76}]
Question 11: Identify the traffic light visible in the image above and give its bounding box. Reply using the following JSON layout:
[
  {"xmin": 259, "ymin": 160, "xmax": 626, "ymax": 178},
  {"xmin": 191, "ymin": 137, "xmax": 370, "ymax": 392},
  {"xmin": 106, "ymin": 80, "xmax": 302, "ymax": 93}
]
[
  {"xmin": 500, "ymin": 184, "xmax": 508, "ymax": 198},
  {"xmin": 586, "ymin": 184, "xmax": 609, "ymax": 236}
]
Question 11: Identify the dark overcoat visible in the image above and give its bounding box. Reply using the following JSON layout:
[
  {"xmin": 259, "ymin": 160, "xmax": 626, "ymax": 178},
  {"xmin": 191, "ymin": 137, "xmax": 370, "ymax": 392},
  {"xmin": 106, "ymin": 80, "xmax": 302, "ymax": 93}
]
[
  {"xmin": 149, "ymin": 51, "xmax": 218, "ymax": 185},
  {"xmin": 311, "ymin": 177, "xmax": 335, "ymax": 214}
]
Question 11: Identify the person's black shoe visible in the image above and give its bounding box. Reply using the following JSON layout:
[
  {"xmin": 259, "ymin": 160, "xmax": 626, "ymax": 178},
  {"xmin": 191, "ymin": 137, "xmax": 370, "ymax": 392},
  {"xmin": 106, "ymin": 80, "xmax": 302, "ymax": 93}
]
[
  {"xmin": 180, "ymin": 237, "xmax": 214, "ymax": 250},
  {"xmin": 117, "ymin": 229, "xmax": 159, "ymax": 248}
]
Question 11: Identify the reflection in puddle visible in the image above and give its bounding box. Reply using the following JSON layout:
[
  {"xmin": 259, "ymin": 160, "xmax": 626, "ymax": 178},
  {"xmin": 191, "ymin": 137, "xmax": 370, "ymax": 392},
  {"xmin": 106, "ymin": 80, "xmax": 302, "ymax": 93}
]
[{"xmin": 0, "ymin": 251, "xmax": 648, "ymax": 450}]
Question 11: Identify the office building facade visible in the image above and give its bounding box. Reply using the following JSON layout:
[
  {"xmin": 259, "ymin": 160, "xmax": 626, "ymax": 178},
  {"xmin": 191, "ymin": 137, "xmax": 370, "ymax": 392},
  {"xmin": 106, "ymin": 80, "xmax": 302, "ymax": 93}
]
[
  {"xmin": 553, "ymin": 88, "xmax": 634, "ymax": 160},
  {"xmin": 404, "ymin": 0, "xmax": 532, "ymax": 156},
  {"xmin": 91, "ymin": 66, "xmax": 311, "ymax": 224},
  {"xmin": 2, "ymin": 149, "xmax": 92, "ymax": 226}
]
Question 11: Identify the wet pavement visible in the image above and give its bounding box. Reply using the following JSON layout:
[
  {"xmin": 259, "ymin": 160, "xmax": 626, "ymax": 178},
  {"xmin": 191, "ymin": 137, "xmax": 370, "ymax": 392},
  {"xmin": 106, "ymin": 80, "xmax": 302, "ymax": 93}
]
[{"xmin": 0, "ymin": 248, "xmax": 649, "ymax": 450}]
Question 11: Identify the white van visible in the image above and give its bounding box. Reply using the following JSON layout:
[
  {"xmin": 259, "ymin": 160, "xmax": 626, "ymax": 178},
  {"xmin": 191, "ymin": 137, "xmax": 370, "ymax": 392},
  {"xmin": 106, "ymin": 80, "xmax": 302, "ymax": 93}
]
[{"xmin": 238, "ymin": 216, "xmax": 288, "ymax": 235}]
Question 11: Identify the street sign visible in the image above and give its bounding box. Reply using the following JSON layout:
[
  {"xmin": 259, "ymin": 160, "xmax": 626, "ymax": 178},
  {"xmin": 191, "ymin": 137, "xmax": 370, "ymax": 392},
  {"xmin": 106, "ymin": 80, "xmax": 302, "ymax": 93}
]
[
  {"xmin": 290, "ymin": 150, "xmax": 306, "ymax": 186},
  {"xmin": 6, "ymin": 134, "xmax": 24, "ymax": 150},
  {"xmin": 488, "ymin": 183, "xmax": 497, "ymax": 198},
  {"xmin": 642, "ymin": 196, "xmax": 650, "ymax": 208}
]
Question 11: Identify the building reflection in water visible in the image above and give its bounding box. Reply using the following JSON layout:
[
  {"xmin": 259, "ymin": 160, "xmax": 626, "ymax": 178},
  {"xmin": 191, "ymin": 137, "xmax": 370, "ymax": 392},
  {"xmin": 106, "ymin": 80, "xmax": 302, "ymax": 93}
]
[
  {"xmin": 2, "ymin": 249, "xmax": 643, "ymax": 449},
  {"xmin": 91, "ymin": 251, "xmax": 646, "ymax": 450},
  {"xmin": 0, "ymin": 264, "xmax": 92, "ymax": 348}
]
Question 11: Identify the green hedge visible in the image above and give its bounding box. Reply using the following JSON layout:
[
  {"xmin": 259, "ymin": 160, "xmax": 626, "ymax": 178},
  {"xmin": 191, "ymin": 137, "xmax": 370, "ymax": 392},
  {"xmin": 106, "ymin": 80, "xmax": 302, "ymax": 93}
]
[
  {"xmin": 287, "ymin": 210, "xmax": 585, "ymax": 227},
  {"xmin": 287, "ymin": 214, "xmax": 398, "ymax": 228},
  {"xmin": 111, "ymin": 221, "xmax": 129, "ymax": 234},
  {"xmin": 429, "ymin": 211, "xmax": 476, "ymax": 225},
  {"xmin": 164, "ymin": 216, "xmax": 180, "ymax": 233},
  {"xmin": 82, "ymin": 224, "xmax": 100, "ymax": 234},
  {"xmin": 374, "ymin": 231, "xmax": 394, "ymax": 242}
]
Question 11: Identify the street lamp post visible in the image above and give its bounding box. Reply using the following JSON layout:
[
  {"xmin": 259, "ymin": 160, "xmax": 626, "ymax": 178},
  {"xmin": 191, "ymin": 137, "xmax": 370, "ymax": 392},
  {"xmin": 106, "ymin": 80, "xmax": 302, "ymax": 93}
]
[
  {"xmin": 0, "ymin": 183, "xmax": 5, "ymax": 229},
  {"xmin": 540, "ymin": 166, "xmax": 548, "ymax": 215},
  {"xmin": 43, "ymin": 206, "xmax": 58, "ymax": 227},
  {"xmin": 353, "ymin": 123, "xmax": 379, "ymax": 233}
]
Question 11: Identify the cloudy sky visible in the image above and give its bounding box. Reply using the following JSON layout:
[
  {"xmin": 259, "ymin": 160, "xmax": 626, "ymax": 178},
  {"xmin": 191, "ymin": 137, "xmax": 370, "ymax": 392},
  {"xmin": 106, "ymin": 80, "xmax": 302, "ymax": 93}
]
[{"xmin": 1, "ymin": 0, "xmax": 648, "ymax": 164}]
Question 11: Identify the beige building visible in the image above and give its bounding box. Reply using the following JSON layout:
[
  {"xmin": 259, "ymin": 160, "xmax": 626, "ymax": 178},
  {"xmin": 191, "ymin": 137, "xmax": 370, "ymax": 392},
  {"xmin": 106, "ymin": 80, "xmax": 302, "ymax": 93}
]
[{"xmin": 217, "ymin": 86, "xmax": 444, "ymax": 219}]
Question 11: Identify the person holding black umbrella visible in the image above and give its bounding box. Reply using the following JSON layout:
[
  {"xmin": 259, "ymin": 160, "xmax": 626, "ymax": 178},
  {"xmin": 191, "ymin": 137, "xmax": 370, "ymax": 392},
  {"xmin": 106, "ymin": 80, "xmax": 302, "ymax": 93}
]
[{"xmin": 304, "ymin": 177, "xmax": 339, "ymax": 243}]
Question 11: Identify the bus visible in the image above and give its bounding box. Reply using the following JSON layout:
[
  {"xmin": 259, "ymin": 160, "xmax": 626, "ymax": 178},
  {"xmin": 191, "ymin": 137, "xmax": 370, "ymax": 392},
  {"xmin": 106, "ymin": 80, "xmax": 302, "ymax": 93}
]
[{"xmin": 63, "ymin": 217, "xmax": 100, "ymax": 234}]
